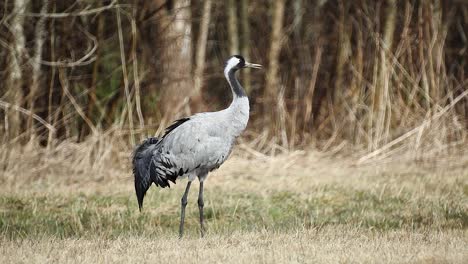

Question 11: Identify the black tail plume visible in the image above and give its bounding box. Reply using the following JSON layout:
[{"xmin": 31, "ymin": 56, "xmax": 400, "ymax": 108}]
[{"xmin": 132, "ymin": 137, "xmax": 160, "ymax": 211}]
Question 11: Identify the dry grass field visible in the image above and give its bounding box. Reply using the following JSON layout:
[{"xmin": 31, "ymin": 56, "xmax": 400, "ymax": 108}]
[{"xmin": 1, "ymin": 144, "xmax": 467, "ymax": 263}]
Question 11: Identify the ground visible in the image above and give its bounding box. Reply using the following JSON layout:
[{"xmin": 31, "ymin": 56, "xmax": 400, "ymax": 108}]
[{"xmin": 1, "ymin": 149, "xmax": 467, "ymax": 263}]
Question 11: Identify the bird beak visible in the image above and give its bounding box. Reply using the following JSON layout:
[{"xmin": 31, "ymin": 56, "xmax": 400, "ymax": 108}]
[{"xmin": 244, "ymin": 62, "xmax": 262, "ymax": 69}]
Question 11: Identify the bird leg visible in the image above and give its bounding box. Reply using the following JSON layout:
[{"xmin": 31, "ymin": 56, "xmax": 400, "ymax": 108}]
[
  {"xmin": 198, "ymin": 181, "xmax": 206, "ymax": 237},
  {"xmin": 179, "ymin": 181, "xmax": 192, "ymax": 238}
]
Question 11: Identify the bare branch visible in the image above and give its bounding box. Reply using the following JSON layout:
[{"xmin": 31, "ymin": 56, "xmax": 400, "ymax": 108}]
[
  {"xmin": 39, "ymin": 26, "xmax": 98, "ymax": 67},
  {"xmin": 116, "ymin": 8, "xmax": 135, "ymax": 146},
  {"xmin": 24, "ymin": 0, "xmax": 120, "ymax": 18},
  {"xmin": 0, "ymin": 100, "xmax": 56, "ymax": 133},
  {"xmin": 58, "ymin": 68, "xmax": 98, "ymax": 136},
  {"xmin": 128, "ymin": 9, "xmax": 145, "ymax": 133}
]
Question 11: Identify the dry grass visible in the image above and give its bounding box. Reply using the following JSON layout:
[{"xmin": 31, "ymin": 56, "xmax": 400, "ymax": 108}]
[
  {"xmin": 1, "ymin": 141, "xmax": 468, "ymax": 263},
  {"xmin": 1, "ymin": 228, "xmax": 466, "ymax": 264}
]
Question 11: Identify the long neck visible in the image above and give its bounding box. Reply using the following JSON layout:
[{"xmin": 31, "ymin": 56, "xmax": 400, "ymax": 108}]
[
  {"xmin": 224, "ymin": 68, "xmax": 246, "ymax": 98},
  {"xmin": 222, "ymin": 67, "xmax": 249, "ymax": 136}
]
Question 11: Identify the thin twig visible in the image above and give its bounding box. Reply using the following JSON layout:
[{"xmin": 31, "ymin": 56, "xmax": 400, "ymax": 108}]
[
  {"xmin": 0, "ymin": 100, "xmax": 56, "ymax": 133},
  {"xmin": 39, "ymin": 26, "xmax": 97, "ymax": 67},
  {"xmin": 128, "ymin": 9, "xmax": 145, "ymax": 134},
  {"xmin": 24, "ymin": 0, "xmax": 120, "ymax": 18},
  {"xmin": 116, "ymin": 8, "xmax": 135, "ymax": 146},
  {"xmin": 58, "ymin": 68, "xmax": 98, "ymax": 135}
]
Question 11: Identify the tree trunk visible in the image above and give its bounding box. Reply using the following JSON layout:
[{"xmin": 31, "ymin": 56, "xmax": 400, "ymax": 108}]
[
  {"xmin": 227, "ymin": 0, "xmax": 239, "ymax": 54},
  {"xmin": 334, "ymin": 2, "xmax": 350, "ymax": 104},
  {"xmin": 159, "ymin": 0, "xmax": 193, "ymax": 122},
  {"xmin": 240, "ymin": 0, "xmax": 251, "ymax": 93},
  {"xmin": 5, "ymin": 0, "xmax": 28, "ymax": 140},
  {"xmin": 264, "ymin": 0, "xmax": 286, "ymax": 130},
  {"xmin": 192, "ymin": 0, "xmax": 213, "ymax": 109},
  {"xmin": 28, "ymin": 0, "xmax": 49, "ymax": 139},
  {"xmin": 372, "ymin": 0, "xmax": 396, "ymax": 147}
]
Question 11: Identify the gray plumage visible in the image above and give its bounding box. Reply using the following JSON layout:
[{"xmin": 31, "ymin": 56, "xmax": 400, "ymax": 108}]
[{"xmin": 132, "ymin": 55, "xmax": 261, "ymax": 237}]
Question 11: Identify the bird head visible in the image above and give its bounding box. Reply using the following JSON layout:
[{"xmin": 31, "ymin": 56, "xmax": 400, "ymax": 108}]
[{"xmin": 225, "ymin": 55, "xmax": 262, "ymax": 73}]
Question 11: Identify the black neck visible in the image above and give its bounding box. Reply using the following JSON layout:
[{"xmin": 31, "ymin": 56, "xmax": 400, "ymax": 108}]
[{"xmin": 227, "ymin": 69, "xmax": 246, "ymax": 98}]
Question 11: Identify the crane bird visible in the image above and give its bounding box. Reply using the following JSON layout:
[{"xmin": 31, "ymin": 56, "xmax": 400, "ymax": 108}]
[{"xmin": 132, "ymin": 55, "xmax": 262, "ymax": 237}]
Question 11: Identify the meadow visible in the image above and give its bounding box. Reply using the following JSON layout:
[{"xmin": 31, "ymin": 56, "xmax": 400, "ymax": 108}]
[{"xmin": 1, "ymin": 143, "xmax": 467, "ymax": 263}]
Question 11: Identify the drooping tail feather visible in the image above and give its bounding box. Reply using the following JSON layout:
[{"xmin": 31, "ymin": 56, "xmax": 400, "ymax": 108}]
[
  {"xmin": 132, "ymin": 137, "xmax": 161, "ymax": 211},
  {"xmin": 133, "ymin": 133, "xmax": 183, "ymax": 210}
]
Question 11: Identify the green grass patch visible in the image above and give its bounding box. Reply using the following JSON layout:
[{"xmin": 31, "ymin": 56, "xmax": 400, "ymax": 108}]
[{"xmin": 1, "ymin": 185, "xmax": 466, "ymax": 239}]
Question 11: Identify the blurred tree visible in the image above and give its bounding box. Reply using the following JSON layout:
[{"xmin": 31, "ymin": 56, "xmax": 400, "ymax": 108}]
[
  {"xmin": 372, "ymin": 0, "xmax": 396, "ymax": 148},
  {"xmin": 240, "ymin": 0, "xmax": 251, "ymax": 93},
  {"xmin": 264, "ymin": 0, "xmax": 286, "ymax": 135},
  {"xmin": 158, "ymin": 0, "xmax": 193, "ymax": 120},
  {"xmin": 228, "ymin": 0, "xmax": 239, "ymax": 55},
  {"xmin": 192, "ymin": 0, "xmax": 213, "ymax": 109},
  {"xmin": 27, "ymin": 0, "xmax": 49, "ymax": 139},
  {"xmin": 5, "ymin": 0, "xmax": 28, "ymax": 140}
]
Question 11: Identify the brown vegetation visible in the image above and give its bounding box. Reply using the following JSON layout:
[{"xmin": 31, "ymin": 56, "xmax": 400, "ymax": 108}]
[{"xmin": 0, "ymin": 0, "xmax": 466, "ymax": 156}]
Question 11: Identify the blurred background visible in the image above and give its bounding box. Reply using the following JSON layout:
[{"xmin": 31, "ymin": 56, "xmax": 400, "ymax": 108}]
[{"xmin": 0, "ymin": 0, "xmax": 467, "ymax": 156}]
